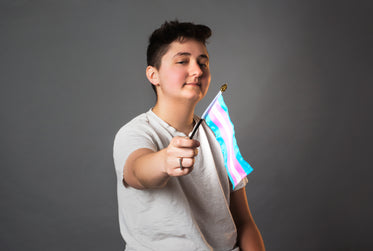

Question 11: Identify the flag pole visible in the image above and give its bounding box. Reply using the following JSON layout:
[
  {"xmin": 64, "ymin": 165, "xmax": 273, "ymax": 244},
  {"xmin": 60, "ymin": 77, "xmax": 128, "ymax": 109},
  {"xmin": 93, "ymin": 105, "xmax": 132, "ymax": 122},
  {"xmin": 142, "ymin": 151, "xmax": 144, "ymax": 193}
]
[{"xmin": 189, "ymin": 83, "xmax": 228, "ymax": 139}]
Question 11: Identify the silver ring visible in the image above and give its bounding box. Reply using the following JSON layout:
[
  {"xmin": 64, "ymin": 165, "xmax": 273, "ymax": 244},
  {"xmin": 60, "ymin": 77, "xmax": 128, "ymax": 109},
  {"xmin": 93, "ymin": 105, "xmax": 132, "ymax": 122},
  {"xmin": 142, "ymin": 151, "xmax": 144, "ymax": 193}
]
[{"xmin": 179, "ymin": 157, "xmax": 184, "ymax": 170}]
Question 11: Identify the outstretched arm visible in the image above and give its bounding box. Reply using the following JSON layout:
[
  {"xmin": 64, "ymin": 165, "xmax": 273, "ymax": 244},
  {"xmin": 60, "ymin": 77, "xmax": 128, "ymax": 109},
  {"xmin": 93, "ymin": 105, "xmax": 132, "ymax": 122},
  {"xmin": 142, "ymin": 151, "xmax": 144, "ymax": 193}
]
[
  {"xmin": 230, "ymin": 187, "xmax": 265, "ymax": 251},
  {"xmin": 123, "ymin": 136, "xmax": 200, "ymax": 189}
]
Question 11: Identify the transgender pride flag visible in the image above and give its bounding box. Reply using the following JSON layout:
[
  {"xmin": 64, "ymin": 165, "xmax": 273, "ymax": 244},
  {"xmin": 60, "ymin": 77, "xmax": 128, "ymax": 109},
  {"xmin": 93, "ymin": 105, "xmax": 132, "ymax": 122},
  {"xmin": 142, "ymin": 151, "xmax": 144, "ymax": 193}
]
[{"xmin": 201, "ymin": 87, "xmax": 253, "ymax": 189}]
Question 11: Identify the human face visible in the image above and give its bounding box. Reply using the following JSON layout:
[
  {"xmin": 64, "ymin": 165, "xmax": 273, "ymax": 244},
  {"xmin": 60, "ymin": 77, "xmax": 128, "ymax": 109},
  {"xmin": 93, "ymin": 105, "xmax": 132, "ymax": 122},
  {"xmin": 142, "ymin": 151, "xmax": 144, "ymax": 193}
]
[{"xmin": 155, "ymin": 39, "xmax": 211, "ymax": 103}]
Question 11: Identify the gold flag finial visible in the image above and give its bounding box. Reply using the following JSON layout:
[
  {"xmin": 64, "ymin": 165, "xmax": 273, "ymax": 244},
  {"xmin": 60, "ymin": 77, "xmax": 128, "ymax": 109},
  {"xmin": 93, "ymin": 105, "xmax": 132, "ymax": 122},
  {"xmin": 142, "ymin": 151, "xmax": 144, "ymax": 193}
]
[{"xmin": 220, "ymin": 83, "xmax": 228, "ymax": 92}]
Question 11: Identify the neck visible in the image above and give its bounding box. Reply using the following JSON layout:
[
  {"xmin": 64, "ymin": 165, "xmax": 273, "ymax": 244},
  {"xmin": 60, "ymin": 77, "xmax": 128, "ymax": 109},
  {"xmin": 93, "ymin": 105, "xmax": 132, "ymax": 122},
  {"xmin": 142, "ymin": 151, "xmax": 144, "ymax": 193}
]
[{"xmin": 152, "ymin": 98, "xmax": 197, "ymax": 135}]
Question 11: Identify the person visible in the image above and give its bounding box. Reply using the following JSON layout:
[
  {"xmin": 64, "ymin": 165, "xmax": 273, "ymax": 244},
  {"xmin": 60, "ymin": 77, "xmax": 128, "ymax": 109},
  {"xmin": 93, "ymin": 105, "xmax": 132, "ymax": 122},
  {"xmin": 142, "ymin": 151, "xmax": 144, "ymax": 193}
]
[{"xmin": 113, "ymin": 20, "xmax": 265, "ymax": 251}]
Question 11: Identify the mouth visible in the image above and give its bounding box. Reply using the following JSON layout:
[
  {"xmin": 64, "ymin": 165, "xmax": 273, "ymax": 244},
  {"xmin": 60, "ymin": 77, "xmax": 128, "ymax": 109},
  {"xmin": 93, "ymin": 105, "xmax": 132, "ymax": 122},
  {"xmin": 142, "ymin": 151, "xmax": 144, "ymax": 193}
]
[{"xmin": 184, "ymin": 82, "xmax": 201, "ymax": 87}]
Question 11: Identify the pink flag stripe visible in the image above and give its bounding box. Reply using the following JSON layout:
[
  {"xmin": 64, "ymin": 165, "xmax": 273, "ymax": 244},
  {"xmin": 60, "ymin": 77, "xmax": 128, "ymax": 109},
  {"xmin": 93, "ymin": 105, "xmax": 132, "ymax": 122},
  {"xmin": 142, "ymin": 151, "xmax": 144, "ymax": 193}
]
[
  {"xmin": 209, "ymin": 103, "xmax": 247, "ymax": 184},
  {"xmin": 208, "ymin": 108, "xmax": 241, "ymax": 185},
  {"xmin": 210, "ymin": 102, "xmax": 247, "ymax": 179}
]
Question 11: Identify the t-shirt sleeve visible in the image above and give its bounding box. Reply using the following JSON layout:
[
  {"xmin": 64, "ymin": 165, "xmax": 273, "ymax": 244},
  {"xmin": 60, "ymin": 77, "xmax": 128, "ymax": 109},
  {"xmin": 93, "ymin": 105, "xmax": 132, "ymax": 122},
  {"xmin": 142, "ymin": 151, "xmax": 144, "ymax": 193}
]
[
  {"xmin": 231, "ymin": 176, "xmax": 248, "ymax": 192},
  {"xmin": 113, "ymin": 120, "xmax": 157, "ymax": 185}
]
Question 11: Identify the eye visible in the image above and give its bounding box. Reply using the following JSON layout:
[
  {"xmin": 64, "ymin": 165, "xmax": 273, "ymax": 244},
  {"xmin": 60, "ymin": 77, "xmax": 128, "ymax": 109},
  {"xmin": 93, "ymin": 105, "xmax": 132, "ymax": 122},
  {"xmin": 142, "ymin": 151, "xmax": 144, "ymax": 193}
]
[
  {"xmin": 176, "ymin": 58, "xmax": 189, "ymax": 65},
  {"xmin": 198, "ymin": 62, "xmax": 208, "ymax": 68}
]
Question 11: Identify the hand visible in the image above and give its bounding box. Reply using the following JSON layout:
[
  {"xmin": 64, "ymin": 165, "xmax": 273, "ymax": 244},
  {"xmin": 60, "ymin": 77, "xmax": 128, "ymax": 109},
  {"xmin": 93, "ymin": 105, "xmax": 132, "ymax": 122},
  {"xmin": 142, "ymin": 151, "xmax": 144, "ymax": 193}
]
[{"xmin": 163, "ymin": 136, "xmax": 200, "ymax": 177}]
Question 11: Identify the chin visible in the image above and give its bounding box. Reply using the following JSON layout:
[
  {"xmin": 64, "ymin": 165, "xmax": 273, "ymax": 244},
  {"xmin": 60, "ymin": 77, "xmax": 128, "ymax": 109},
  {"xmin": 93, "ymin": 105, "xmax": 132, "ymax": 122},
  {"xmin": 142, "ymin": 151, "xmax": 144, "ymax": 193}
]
[{"xmin": 183, "ymin": 93, "xmax": 203, "ymax": 102}]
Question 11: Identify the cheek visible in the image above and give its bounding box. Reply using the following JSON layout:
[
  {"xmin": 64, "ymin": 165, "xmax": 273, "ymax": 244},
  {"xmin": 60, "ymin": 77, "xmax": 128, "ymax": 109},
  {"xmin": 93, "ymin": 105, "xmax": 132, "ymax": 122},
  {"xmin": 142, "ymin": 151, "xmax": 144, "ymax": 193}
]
[
  {"xmin": 164, "ymin": 68, "xmax": 186, "ymax": 83},
  {"xmin": 202, "ymin": 70, "xmax": 211, "ymax": 82},
  {"xmin": 202, "ymin": 72, "xmax": 211, "ymax": 91}
]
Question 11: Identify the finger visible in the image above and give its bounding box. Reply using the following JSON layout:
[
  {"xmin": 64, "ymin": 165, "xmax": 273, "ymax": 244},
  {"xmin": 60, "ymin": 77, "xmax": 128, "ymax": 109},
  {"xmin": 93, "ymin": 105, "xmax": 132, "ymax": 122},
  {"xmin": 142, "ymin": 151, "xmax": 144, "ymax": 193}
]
[
  {"xmin": 172, "ymin": 137, "xmax": 200, "ymax": 148},
  {"xmin": 174, "ymin": 167, "xmax": 194, "ymax": 176},
  {"xmin": 166, "ymin": 144, "xmax": 192, "ymax": 157},
  {"xmin": 178, "ymin": 157, "xmax": 195, "ymax": 169},
  {"xmin": 167, "ymin": 159, "xmax": 194, "ymax": 176},
  {"xmin": 176, "ymin": 164, "xmax": 194, "ymax": 176},
  {"xmin": 173, "ymin": 148, "xmax": 196, "ymax": 159}
]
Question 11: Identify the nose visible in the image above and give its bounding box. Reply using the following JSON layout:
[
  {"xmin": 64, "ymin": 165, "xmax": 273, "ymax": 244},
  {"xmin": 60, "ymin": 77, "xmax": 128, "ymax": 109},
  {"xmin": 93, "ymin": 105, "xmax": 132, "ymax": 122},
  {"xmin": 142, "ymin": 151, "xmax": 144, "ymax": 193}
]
[{"xmin": 190, "ymin": 60, "xmax": 203, "ymax": 78}]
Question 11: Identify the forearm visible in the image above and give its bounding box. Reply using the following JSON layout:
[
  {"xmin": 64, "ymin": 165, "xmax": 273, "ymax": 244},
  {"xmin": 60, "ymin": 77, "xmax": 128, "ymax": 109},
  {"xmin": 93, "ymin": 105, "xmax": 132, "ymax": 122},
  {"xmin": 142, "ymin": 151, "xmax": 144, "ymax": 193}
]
[
  {"xmin": 124, "ymin": 148, "xmax": 170, "ymax": 189},
  {"xmin": 237, "ymin": 220, "xmax": 265, "ymax": 251},
  {"xmin": 230, "ymin": 188, "xmax": 265, "ymax": 251},
  {"xmin": 124, "ymin": 137, "xmax": 199, "ymax": 189}
]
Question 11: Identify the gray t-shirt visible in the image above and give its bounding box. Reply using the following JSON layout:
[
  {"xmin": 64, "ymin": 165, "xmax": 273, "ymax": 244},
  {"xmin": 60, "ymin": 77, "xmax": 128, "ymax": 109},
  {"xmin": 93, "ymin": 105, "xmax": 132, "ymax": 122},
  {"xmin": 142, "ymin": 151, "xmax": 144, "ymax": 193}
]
[{"xmin": 113, "ymin": 109, "xmax": 247, "ymax": 251}]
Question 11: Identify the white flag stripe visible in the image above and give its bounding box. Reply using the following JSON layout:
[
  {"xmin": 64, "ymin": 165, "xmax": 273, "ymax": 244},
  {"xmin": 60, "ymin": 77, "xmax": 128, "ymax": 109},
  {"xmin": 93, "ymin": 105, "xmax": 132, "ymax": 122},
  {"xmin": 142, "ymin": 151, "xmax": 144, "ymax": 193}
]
[
  {"xmin": 201, "ymin": 91, "xmax": 222, "ymax": 119},
  {"xmin": 210, "ymin": 104, "xmax": 242, "ymax": 183}
]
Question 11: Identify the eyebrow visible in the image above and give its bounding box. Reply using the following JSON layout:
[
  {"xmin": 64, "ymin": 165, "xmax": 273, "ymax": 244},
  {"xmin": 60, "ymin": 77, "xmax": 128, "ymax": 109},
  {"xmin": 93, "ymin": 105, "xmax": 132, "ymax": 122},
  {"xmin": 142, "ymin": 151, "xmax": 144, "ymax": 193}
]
[{"xmin": 173, "ymin": 52, "xmax": 209, "ymax": 59}]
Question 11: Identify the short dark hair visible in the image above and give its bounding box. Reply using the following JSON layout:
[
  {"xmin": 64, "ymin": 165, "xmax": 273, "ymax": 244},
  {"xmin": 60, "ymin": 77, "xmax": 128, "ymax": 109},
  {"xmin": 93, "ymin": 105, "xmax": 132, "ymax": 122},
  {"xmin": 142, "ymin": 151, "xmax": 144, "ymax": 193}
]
[{"xmin": 146, "ymin": 20, "xmax": 212, "ymax": 94}]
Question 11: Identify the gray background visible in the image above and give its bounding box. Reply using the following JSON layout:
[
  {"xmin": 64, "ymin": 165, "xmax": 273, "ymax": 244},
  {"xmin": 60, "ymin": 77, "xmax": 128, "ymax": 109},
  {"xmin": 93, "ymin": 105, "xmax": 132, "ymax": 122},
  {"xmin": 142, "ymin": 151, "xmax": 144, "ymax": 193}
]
[{"xmin": 1, "ymin": 0, "xmax": 372, "ymax": 250}]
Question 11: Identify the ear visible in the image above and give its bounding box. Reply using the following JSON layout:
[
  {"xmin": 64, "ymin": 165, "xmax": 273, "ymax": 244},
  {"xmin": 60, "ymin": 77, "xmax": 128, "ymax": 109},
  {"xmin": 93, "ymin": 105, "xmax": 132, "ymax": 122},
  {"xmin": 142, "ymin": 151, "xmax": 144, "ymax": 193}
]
[{"xmin": 146, "ymin": 66, "xmax": 159, "ymax": 86}]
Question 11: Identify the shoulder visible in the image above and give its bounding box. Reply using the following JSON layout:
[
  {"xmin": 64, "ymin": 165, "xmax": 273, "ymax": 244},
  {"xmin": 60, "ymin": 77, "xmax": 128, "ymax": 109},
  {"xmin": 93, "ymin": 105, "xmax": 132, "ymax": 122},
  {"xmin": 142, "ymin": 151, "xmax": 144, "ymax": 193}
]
[
  {"xmin": 113, "ymin": 111, "xmax": 159, "ymax": 170},
  {"xmin": 114, "ymin": 112, "xmax": 153, "ymax": 140},
  {"xmin": 121, "ymin": 112, "xmax": 150, "ymax": 130},
  {"xmin": 113, "ymin": 110, "xmax": 168, "ymax": 150}
]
